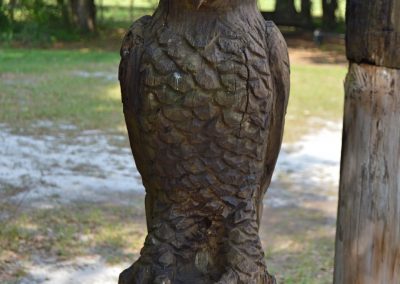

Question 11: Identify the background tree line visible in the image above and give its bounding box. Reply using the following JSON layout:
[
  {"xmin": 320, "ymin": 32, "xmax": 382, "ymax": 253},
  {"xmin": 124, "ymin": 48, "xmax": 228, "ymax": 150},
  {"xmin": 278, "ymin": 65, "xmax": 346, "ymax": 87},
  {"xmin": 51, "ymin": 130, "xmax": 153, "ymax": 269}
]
[
  {"xmin": 0, "ymin": 0, "xmax": 96, "ymax": 34},
  {"xmin": 273, "ymin": 0, "xmax": 339, "ymax": 29},
  {"xmin": 0, "ymin": 0, "xmax": 343, "ymax": 43}
]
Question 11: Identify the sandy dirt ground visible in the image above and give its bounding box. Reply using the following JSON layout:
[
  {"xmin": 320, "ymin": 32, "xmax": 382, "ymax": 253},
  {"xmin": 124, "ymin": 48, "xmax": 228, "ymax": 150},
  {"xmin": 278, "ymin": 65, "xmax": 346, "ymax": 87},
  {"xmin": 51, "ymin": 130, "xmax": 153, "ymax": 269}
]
[{"xmin": 0, "ymin": 120, "xmax": 341, "ymax": 284}]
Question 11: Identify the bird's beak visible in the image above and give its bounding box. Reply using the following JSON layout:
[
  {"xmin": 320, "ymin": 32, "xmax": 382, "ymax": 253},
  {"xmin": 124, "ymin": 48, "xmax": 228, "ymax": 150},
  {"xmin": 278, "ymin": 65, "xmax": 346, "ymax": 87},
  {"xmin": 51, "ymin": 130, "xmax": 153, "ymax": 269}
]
[{"xmin": 193, "ymin": 0, "xmax": 206, "ymax": 9}]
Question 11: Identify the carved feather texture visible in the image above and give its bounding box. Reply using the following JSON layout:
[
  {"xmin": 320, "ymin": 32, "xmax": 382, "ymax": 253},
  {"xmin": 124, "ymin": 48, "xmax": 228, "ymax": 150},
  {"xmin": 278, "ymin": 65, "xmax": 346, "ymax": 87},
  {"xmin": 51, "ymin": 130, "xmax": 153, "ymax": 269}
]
[{"xmin": 119, "ymin": 6, "xmax": 289, "ymax": 284}]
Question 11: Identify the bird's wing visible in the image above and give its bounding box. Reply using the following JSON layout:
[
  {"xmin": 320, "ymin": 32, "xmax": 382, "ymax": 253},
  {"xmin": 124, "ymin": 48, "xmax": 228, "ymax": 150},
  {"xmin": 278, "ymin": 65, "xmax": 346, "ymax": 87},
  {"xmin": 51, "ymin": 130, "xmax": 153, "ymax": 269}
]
[
  {"xmin": 119, "ymin": 15, "xmax": 151, "ymax": 114},
  {"xmin": 257, "ymin": 21, "xmax": 290, "ymax": 224},
  {"xmin": 119, "ymin": 15, "xmax": 153, "ymax": 230}
]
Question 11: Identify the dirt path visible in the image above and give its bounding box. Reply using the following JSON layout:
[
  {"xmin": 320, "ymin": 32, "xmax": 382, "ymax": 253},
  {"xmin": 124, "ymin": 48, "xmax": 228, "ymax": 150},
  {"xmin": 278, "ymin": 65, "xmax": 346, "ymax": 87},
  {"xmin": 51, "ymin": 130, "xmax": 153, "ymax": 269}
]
[
  {"xmin": 0, "ymin": 120, "xmax": 341, "ymax": 284},
  {"xmin": 0, "ymin": 122, "xmax": 142, "ymax": 209}
]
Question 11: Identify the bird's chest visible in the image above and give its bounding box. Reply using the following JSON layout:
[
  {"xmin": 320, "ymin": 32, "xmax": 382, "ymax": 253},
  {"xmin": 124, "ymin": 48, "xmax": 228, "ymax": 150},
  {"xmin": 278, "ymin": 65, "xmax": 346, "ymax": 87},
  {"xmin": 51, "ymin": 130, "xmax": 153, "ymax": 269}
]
[{"xmin": 138, "ymin": 28, "xmax": 273, "ymax": 143}]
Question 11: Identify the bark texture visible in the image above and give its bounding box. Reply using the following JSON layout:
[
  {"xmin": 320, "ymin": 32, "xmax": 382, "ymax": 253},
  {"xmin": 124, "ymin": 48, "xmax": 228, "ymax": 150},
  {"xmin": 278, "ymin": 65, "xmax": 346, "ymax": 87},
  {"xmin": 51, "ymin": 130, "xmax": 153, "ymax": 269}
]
[
  {"xmin": 118, "ymin": 0, "xmax": 290, "ymax": 283},
  {"xmin": 69, "ymin": 0, "xmax": 96, "ymax": 32},
  {"xmin": 262, "ymin": 0, "xmax": 312, "ymax": 29},
  {"xmin": 274, "ymin": 0, "xmax": 297, "ymax": 16},
  {"xmin": 334, "ymin": 0, "xmax": 400, "ymax": 283},
  {"xmin": 346, "ymin": 0, "xmax": 400, "ymax": 68},
  {"xmin": 334, "ymin": 63, "xmax": 400, "ymax": 284},
  {"xmin": 322, "ymin": 0, "xmax": 338, "ymax": 30},
  {"xmin": 301, "ymin": 0, "xmax": 313, "ymax": 27},
  {"xmin": 270, "ymin": 0, "xmax": 301, "ymax": 27}
]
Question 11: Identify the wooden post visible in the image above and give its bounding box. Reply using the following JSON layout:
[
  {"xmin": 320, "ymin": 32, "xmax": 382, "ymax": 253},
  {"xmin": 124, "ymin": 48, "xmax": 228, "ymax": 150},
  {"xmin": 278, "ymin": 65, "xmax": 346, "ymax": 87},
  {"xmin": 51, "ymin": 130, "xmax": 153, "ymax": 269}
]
[{"xmin": 334, "ymin": 1, "xmax": 400, "ymax": 283}]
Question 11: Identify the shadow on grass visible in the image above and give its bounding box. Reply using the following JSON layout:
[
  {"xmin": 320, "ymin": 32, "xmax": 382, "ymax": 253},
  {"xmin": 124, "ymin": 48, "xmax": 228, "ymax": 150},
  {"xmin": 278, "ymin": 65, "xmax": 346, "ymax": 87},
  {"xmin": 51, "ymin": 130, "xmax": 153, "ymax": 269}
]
[
  {"xmin": 0, "ymin": 195, "xmax": 337, "ymax": 283},
  {"xmin": 0, "ymin": 199, "xmax": 147, "ymax": 267},
  {"xmin": 261, "ymin": 203, "xmax": 337, "ymax": 284}
]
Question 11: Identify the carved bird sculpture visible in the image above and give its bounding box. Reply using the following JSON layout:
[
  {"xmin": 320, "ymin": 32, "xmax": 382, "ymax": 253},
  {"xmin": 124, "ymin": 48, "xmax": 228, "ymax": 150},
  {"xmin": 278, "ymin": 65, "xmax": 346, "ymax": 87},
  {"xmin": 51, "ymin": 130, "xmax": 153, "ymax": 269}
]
[{"xmin": 119, "ymin": 0, "xmax": 290, "ymax": 283}]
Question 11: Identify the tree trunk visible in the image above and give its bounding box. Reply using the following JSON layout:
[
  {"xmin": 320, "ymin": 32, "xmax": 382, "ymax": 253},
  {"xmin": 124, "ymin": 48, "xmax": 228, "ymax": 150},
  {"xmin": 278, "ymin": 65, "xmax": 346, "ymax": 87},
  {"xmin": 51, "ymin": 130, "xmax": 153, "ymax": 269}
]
[
  {"xmin": 69, "ymin": 0, "xmax": 96, "ymax": 32},
  {"xmin": 334, "ymin": 0, "xmax": 400, "ymax": 283},
  {"xmin": 8, "ymin": 0, "xmax": 17, "ymax": 22},
  {"xmin": 275, "ymin": 0, "xmax": 297, "ymax": 17},
  {"xmin": 346, "ymin": 0, "xmax": 400, "ymax": 69},
  {"xmin": 57, "ymin": 0, "xmax": 70, "ymax": 27},
  {"xmin": 301, "ymin": 0, "xmax": 313, "ymax": 28},
  {"xmin": 322, "ymin": 0, "xmax": 337, "ymax": 30}
]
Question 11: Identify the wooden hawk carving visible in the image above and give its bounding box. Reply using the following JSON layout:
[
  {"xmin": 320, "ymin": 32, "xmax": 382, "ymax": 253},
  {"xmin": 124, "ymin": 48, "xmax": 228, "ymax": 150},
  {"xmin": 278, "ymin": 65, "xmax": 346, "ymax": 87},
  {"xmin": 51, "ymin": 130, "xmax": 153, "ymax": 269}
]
[{"xmin": 118, "ymin": 0, "xmax": 290, "ymax": 283}]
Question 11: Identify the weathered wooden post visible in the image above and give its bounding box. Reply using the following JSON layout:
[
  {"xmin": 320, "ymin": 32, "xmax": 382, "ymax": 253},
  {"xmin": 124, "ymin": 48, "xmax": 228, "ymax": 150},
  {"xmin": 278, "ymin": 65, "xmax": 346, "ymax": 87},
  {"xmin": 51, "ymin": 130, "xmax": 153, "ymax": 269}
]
[
  {"xmin": 118, "ymin": 0, "xmax": 290, "ymax": 283},
  {"xmin": 334, "ymin": 1, "xmax": 400, "ymax": 283}
]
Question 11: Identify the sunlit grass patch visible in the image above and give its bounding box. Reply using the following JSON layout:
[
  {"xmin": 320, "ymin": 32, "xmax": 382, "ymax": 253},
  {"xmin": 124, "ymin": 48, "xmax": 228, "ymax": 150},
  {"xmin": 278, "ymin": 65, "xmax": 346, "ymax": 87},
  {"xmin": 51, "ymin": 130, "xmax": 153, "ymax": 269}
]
[
  {"xmin": 0, "ymin": 203, "xmax": 146, "ymax": 265},
  {"xmin": 263, "ymin": 206, "xmax": 336, "ymax": 284},
  {"xmin": 0, "ymin": 49, "xmax": 117, "ymax": 73},
  {"xmin": 0, "ymin": 49, "xmax": 125, "ymax": 131},
  {"xmin": 284, "ymin": 63, "xmax": 346, "ymax": 142},
  {"xmin": 95, "ymin": 223, "xmax": 145, "ymax": 264},
  {"xmin": 0, "ymin": 48, "xmax": 346, "ymax": 137},
  {"xmin": 277, "ymin": 232, "xmax": 334, "ymax": 284},
  {"xmin": 290, "ymin": 64, "xmax": 345, "ymax": 118}
]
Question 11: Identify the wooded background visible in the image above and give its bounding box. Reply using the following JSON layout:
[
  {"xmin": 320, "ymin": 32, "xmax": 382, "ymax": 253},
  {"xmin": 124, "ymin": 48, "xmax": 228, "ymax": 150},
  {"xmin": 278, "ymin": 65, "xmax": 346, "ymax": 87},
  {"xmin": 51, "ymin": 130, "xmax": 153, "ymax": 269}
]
[{"xmin": 0, "ymin": 0, "xmax": 344, "ymax": 42}]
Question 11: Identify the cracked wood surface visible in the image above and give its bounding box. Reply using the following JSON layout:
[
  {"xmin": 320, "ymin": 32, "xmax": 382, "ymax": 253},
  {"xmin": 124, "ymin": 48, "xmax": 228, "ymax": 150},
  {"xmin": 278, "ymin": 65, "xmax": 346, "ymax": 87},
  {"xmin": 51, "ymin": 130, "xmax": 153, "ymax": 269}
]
[
  {"xmin": 334, "ymin": 63, "xmax": 400, "ymax": 284},
  {"xmin": 335, "ymin": 0, "xmax": 400, "ymax": 283},
  {"xmin": 346, "ymin": 0, "xmax": 400, "ymax": 69}
]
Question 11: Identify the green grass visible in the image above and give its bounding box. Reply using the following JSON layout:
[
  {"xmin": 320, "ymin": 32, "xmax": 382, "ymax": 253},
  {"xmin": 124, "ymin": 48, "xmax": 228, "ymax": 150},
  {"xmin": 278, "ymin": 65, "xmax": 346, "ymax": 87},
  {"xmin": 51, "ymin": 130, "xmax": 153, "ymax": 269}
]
[
  {"xmin": 0, "ymin": 48, "xmax": 346, "ymax": 134},
  {"xmin": 0, "ymin": 46, "xmax": 344, "ymax": 280},
  {"xmin": 284, "ymin": 63, "xmax": 346, "ymax": 142},
  {"xmin": 0, "ymin": 49, "xmax": 124, "ymax": 131},
  {"xmin": 0, "ymin": 45, "xmax": 345, "ymax": 283},
  {"xmin": 291, "ymin": 64, "xmax": 345, "ymax": 118},
  {"xmin": 0, "ymin": 202, "xmax": 146, "ymax": 263},
  {"xmin": 263, "ymin": 206, "xmax": 336, "ymax": 284},
  {"xmin": 1, "ymin": 202, "xmax": 336, "ymax": 283}
]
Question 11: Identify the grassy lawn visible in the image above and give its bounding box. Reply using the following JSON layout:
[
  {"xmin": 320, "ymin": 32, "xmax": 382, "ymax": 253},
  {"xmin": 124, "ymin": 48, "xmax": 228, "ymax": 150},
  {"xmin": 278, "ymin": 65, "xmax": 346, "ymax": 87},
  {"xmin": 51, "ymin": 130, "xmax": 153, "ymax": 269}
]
[
  {"xmin": 264, "ymin": 206, "xmax": 336, "ymax": 284},
  {"xmin": 0, "ymin": 48, "xmax": 345, "ymax": 134},
  {"xmin": 0, "ymin": 46, "xmax": 345, "ymax": 283},
  {"xmin": 285, "ymin": 63, "xmax": 345, "ymax": 142},
  {"xmin": 0, "ymin": 201, "xmax": 146, "ymax": 262},
  {"xmin": 1, "ymin": 200, "xmax": 336, "ymax": 283},
  {"xmin": 0, "ymin": 199, "xmax": 147, "ymax": 281},
  {"xmin": 0, "ymin": 49, "xmax": 124, "ymax": 131}
]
